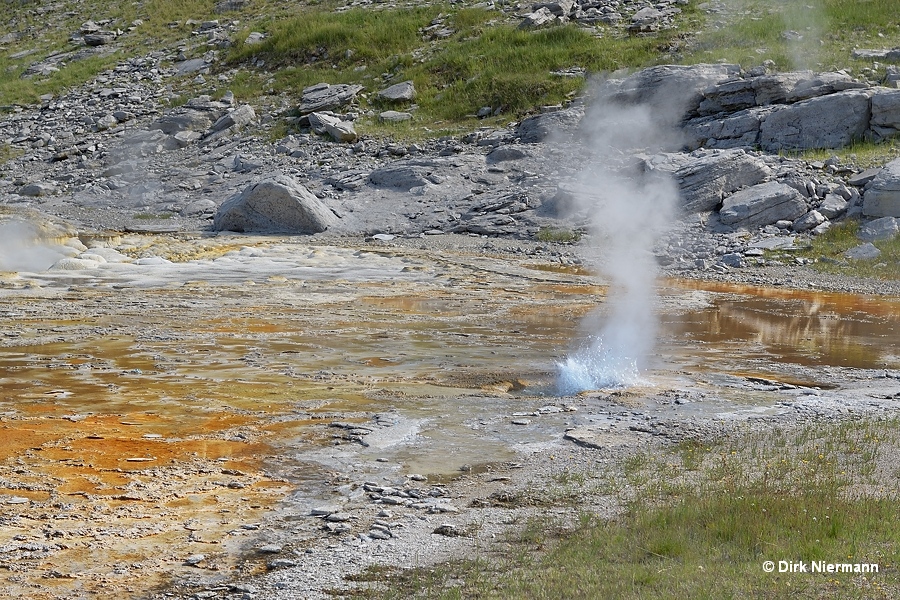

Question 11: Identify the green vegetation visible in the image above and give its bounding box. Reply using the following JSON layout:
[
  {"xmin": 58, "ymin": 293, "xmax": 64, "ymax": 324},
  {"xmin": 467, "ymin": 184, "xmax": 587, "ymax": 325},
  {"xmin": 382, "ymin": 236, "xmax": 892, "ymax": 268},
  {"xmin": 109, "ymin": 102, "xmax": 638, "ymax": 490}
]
[
  {"xmin": 0, "ymin": 143, "xmax": 23, "ymax": 166},
  {"xmin": 798, "ymin": 138, "xmax": 900, "ymax": 170},
  {"xmin": 786, "ymin": 220, "xmax": 900, "ymax": 279},
  {"xmin": 536, "ymin": 226, "xmax": 582, "ymax": 244},
  {"xmin": 225, "ymin": 3, "xmax": 702, "ymax": 130},
  {"xmin": 355, "ymin": 420, "xmax": 900, "ymax": 599},
  {"xmin": 133, "ymin": 212, "xmax": 174, "ymax": 220},
  {"xmin": 686, "ymin": 0, "xmax": 900, "ymax": 73}
]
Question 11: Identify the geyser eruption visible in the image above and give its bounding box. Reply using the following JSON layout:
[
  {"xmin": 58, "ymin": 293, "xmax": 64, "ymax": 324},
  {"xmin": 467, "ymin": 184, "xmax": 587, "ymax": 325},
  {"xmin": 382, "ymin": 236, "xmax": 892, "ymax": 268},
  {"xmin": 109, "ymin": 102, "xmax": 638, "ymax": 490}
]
[{"xmin": 556, "ymin": 87, "xmax": 680, "ymax": 394}]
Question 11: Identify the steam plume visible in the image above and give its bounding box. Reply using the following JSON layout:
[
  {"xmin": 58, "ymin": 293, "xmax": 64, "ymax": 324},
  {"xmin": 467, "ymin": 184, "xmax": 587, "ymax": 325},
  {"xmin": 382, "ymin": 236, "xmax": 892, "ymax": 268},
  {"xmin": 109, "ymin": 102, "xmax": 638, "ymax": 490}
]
[
  {"xmin": 556, "ymin": 83, "xmax": 679, "ymax": 394},
  {"xmin": 0, "ymin": 220, "xmax": 66, "ymax": 272}
]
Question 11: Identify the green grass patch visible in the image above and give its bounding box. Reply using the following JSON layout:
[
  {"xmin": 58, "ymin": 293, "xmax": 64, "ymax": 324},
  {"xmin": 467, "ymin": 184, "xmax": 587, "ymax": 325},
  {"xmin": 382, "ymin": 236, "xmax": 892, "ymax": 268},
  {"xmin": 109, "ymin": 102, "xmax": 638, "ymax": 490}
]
[
  {"xmin": 686, "ymin": 0, "xmax": 900, "ymax": 73},
  {"xmin": 795, "ymin": 138, "xmax": 900, "ymax": 170},
  {"xmin": 0, "ymin": 143, "xmax": 23, "ymax": 166},
  {"xmin": 789, "ymin": 220, "xmax": 900, "ymax": 280},
  {"xmin": 359, "ymin": 419, "xmax": 900, "ymax": 599},
  {"xmin": 226, "ymin": 3, "xmax": 703, "ymax": 133},
  {"xmin": 536, "ymin": 226, "xmax": 582, "ymax": 244}
]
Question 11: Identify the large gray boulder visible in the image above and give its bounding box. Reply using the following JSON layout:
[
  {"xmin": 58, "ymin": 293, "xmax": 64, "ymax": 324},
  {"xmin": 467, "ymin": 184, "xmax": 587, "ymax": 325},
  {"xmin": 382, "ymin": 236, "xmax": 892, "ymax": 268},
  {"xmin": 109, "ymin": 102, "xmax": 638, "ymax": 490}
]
[
  {"xmin": 858, "ymin": 216, "xmax": 899, "ymax": 241},
  {"xmin": 871, "ymin": 89, "xmax": 900, "ymax": 139},
  {"xmin": 516, "ymin": 107, "xmax": 583, "ymax": 143},
  {"xmin": 719, "ymin": 182, "xmax": 808, "ymax": 227},
  {"xmin": 863, "ymin": 158, "xmax": 900, "ymax": 217},
  {"xmin": 845, "ymin": 242, "xmax": 882, "ymax": 261},
  {"xmin": 675, "ymin": 149, "xmax": 772, "ymax": 213},
  {"xmin": 759, "ymin": 90, "xmax": 871, "ymax": 151},
  {"xmin": 213, "ymin": 176, "xmax": 338, "ymax": 233}
]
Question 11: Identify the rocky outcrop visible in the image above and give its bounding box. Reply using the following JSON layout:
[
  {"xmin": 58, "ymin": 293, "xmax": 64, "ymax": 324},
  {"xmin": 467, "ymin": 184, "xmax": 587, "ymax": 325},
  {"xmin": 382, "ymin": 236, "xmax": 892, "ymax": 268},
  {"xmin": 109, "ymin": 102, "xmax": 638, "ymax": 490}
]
[
  {"xmin": 758, "ymin": 90, "xmax": 871, "ymax": 152},
  {"xmin": 213, "ymin": 176, "xmax": 338, "ymax": 233},
  {"xmin": 516, "ymin": 107, "xmax": 584, "ymax": 143},
  {"xmin": 368, "ymin": 159, "xmax": 449, "ymax": 190},
  {"xmin": 603, "ymin": 64, "xmax": 740, "ymax": 125}
]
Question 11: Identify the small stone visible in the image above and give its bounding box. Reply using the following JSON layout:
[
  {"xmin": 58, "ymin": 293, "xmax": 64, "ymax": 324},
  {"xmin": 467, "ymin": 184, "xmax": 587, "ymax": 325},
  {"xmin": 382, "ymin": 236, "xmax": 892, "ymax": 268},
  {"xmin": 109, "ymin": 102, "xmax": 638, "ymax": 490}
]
[
  {"xmin": 267, "ymin": 559, "xmax": 298, "ymax": 569},
  {"xmin": 433, "ymin": 524, "xmax": 461, "ymax": 537},
  {"xmin": 310, "ymin": 506, "xmax": 339, "ymax": 516},
  {"xmin": 184, "ymin": 554, "xmax": 206, "ymax": 566},
  {"xmin": 368, "ymin": 529, "xmax": 391, "ymax": 540},
  {"xmin": 378, "ymin": 110, "xmax": 412, "ymax": 123},
  {"xmin": 326, "ymin": 512, "xmax": 351, "ymax": 522},
  {"xmin": 257, "ymin": 544, "xmax": 282, "ymax": 553}
]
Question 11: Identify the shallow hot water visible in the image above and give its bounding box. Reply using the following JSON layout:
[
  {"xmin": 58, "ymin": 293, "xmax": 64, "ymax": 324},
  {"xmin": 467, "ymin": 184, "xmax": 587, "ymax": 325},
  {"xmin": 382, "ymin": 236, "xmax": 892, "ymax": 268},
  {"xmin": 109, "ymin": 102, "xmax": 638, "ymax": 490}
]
[{"xmin": 0, "ymin": 241, "xmax": 897, "ymax": 597}]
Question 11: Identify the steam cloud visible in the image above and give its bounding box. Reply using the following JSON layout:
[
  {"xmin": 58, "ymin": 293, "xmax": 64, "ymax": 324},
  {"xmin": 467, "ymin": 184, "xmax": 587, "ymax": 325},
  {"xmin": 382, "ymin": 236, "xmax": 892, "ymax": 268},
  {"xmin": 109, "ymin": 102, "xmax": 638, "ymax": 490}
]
[
  {"xmin": 556, "ymin": 83, "xmax": 680, "ymax": 394},
  {"xmin": 0, "ymin": 220, "xmax": 66, "ymax": 273}
]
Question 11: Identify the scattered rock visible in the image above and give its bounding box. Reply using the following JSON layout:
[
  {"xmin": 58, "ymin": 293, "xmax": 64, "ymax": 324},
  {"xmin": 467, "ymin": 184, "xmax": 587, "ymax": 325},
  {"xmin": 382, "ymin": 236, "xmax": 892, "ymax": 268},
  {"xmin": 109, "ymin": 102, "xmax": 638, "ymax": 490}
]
[
  {"xmin": 377, "ymin": 81, "xmax": 415, "ymax": 102},
  {"xmin": 298, "ymin": 83, "xmax": 364, "ymax": 114},
  {"xmin": 308, "ymin": 112, "xmax": 358, "ymax": 143},
  {"xmin": 792, "ymin": 210, "xmax": 826, "ymax": 232},
  {"xmin": 17, "ymin": 182, "xmax": 56, "ymax": 197},
  {"xmin": 378, "ymin": 110, "xmax": 412, "ymax": 123},
  {"xmin": 675, "ymin": 149, "xmax": 772, "ymax": 213},
  {"xmin": 433, "ymin": 524, "xmax": 461, "ymax": 537},
  {"xmin": 845, "ymin": 242, "xmax": 882, "ymax": 261},
  {"xmin": 519, "ymin": 7, "xmax": 557, "ymax": 29}
]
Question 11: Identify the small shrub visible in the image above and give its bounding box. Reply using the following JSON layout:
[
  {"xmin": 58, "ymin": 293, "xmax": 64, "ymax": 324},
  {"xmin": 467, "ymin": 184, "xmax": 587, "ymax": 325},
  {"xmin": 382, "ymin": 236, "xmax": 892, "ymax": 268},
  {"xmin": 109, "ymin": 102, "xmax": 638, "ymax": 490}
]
[{"xmin": 536, "ymin": 227, "xmax": 581, "ymax": 243}]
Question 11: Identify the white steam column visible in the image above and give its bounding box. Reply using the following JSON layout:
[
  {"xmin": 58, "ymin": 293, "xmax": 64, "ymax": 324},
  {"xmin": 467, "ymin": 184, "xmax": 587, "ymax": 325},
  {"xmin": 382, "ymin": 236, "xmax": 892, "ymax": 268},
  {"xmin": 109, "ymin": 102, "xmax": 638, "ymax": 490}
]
[{"xmin": 557, "ymin": 85, "xmax": 680, "ymax": 394}]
